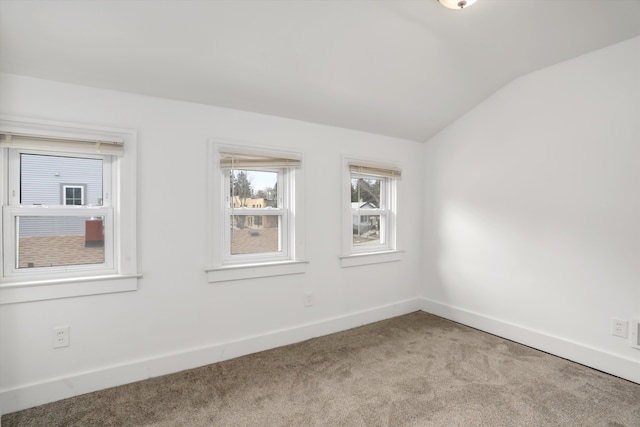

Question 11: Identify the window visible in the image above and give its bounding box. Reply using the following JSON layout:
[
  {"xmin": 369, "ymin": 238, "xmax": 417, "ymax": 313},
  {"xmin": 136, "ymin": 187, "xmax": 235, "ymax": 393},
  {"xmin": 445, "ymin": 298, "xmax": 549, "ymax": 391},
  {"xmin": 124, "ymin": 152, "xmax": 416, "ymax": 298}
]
[
  {"xmin": 62, "ymin": 185, "xmax": 86, "ymax": 206},
  {"xmin": 351, "ymin": 175, "xmax": 387, "ymax": 250},
  {"xmin": 225, "ymin": 167, "xmax": 285, "ymax": 260},
  {"xmin": 0, "ymin": 116, "xmax": 139, "ymax": 304},
  {"xmin": 341, "ymin": 158, "xmax": 402, "ymax": 267},
  {"xmin": 206, "ymin": 142, "xmax": 306, "ymax": 282}
]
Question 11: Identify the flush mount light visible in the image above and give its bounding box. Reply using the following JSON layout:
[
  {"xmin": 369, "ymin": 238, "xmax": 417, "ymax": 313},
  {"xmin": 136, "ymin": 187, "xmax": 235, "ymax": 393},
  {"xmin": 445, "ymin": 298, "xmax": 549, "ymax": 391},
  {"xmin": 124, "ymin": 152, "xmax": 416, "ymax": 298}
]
[{"xmin": 438, "ymin": 0, "xmax": 477, "ymax": 9}]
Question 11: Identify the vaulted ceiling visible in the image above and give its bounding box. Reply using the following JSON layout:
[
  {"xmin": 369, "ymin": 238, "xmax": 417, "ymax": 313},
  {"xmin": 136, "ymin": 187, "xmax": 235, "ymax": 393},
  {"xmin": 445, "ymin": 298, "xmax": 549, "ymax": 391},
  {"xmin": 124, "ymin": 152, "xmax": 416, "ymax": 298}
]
[{"xmin": 1, "ymin": 0, "xmax": 639, "ymax": 141}]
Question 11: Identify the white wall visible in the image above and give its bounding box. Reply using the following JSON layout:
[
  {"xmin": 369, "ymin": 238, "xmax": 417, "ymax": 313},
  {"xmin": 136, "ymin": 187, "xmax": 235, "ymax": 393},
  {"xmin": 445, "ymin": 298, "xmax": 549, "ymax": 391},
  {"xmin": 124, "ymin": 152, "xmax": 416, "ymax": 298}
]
[
  {"xmin": 422, "ymin": 36, "xmax": 640, "ymax": 383},
  {"xmin": 2, "ymin": 35, "xmax": 638, "ymax": 415},
  {"xmin": 0, "ymin": 73, "xmax": 424, "ymax": 412}
]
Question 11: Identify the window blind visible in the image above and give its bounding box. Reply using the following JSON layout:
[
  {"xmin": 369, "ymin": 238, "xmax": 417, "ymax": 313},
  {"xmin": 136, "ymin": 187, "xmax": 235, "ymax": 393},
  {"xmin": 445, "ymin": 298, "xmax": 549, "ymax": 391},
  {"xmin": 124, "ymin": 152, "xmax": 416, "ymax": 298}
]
[
  {"xmin": 349, "ymin": 162, "xmax": 401, "ymax": 179},
  {"xmin": 0, "ymin": 133, "xmax": 124, "ymax": 156},
  {"xmin": 220, "ymin": 152, "xmax": 301, "ymax": 169}
]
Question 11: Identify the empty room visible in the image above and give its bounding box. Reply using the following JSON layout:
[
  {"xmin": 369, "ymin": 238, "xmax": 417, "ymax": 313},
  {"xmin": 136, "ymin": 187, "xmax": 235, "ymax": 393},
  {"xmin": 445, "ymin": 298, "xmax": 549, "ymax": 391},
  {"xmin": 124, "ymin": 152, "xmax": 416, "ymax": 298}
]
[{"xmin": 0, "ymin": 0, "xmax": 639, "ymax": 425}]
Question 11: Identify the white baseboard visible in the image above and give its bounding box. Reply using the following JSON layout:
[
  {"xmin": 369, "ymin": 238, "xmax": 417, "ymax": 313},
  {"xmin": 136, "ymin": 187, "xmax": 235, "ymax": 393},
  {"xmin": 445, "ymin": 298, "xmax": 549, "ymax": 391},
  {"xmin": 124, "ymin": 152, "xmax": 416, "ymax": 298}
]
[
  {"xmin": 0, "ymin": 298, "xmax": 421, "ymax": 414},
  {"xmin": 4, "ymin": 297, "xmax": 636, "ymax": 415},
  {"xmin": 419, "ymin": 297, "xmax": 640, "ymax": 385}
]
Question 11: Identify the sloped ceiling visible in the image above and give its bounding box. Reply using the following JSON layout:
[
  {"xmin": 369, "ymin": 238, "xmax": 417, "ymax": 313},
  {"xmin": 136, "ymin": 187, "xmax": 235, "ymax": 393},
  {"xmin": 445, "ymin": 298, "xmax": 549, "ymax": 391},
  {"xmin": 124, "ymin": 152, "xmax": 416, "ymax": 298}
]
[{"xmin": 1, "ymin": 0, "xmax": 639, "ymax": 142}]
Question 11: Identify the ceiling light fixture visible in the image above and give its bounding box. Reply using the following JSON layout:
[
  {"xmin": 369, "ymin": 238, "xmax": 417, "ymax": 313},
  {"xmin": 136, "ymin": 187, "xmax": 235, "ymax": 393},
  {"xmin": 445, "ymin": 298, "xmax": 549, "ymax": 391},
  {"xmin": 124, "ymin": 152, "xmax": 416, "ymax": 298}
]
[{"xmin": 438, "ymin": 0, "xmax": 477, "ymax": 9}]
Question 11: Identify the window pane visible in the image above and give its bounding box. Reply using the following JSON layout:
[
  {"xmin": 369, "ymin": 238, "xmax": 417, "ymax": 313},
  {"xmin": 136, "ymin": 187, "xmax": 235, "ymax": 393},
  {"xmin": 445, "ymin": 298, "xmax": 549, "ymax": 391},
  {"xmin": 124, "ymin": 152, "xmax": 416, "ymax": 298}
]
[
  {"xmin": 16, "ymin": 216, "xmax": 105, "ymax": 268},
  {"xmin": 230, "ymin": 215, "xmax": 280, "ymax": 255},
  {"xmin": 351, "ymin": 177, "xmax": 382, "ymax": 208},
  {"xmin": 20, "ymin": 153, "xmax": 102, "ymax": 206},
  {"xmin": 352, "ymin": 214, "xmax": 382, "ymax": 246},
  {"xmin": 65, "ymin": 186, "xmax": 83, "ymax": 205},
  {"xmin": 229, "ymin": 169, "xmax": 278, "ymax": 208}
]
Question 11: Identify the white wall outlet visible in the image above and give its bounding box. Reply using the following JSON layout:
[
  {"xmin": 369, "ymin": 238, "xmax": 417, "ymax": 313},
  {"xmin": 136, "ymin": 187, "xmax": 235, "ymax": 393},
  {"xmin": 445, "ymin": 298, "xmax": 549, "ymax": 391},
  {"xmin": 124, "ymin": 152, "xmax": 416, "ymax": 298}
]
[
  {"xmin": 304, "ymin": 292, "xmax": 313, "ymax": 308},
  {"xmin": 611, "ymin": 318, "xmax": 628, "ymax": 338},
  {"xmin": 53, "ymin": 326, "xmax": 70, "ymax": 348}
]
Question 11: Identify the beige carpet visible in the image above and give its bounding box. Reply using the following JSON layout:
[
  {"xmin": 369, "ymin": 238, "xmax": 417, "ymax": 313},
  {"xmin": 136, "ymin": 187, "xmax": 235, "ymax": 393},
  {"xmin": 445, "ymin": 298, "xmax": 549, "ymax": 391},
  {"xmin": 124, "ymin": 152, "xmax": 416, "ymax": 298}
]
[{"xmin": 3, "ymin": 312, "xmax": 640, "ymax": 426}]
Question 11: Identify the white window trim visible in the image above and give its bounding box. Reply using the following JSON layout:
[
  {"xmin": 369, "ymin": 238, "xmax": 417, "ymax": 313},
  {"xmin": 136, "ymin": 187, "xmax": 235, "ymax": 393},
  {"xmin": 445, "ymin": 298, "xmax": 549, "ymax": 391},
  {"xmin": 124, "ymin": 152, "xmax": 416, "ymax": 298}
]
[
  {"xmin": 340, "ymin": 155, "xmax": 402, "ymax": 268},
  {"xmin": 339, "ymin": 250, "xmax": 404, "ymax": 268},
  {"xmin": 0, "ymin": 115, "xmax": 140, "ymax": 304},
  {"xmin": 206, "ymin": 139, "xmax": 307, "ymax": 282}
]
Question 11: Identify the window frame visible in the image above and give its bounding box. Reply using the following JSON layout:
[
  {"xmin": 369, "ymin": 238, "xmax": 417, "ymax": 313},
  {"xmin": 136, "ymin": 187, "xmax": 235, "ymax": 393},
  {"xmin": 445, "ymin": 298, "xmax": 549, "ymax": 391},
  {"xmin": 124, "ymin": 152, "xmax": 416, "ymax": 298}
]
[
  {"xmin": 3, "ymin": 148, "xmax": 114, "ymax": 277},
  {"xmin": 223, "ymin": 167, "xmax": 289, "ymax": 264},
  {"xmin": 0, "ymin": 115, "xmax": 140, "ymax": 304},
  {"xmin": 340, "ymin": 156, "xmax": 402, "ymax": 268},
  {"xmin": 206, "ymin": 140, "xmax": 307, "ymax": 282}
]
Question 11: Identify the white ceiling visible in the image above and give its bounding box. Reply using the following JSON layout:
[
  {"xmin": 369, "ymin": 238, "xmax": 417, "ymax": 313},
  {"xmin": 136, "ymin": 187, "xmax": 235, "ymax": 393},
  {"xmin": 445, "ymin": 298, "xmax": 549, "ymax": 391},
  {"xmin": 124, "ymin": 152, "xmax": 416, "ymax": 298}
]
[{"xmin": 1, "ymin": 0, "xmax": 639, "ymax": 142}]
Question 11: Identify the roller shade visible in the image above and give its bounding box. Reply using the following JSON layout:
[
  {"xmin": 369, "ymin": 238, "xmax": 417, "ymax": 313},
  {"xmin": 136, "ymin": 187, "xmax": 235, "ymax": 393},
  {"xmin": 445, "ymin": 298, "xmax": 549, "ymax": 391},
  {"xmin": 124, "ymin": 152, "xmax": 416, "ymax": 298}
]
[
  {"xmin": 349, "ymin": 162, "xmax": 401, "ymax": 179},
  {"xmin": 220, "ymin": 152, "xmax": 301, "ymax": 169},
  {"xmin": 0, "ymin": 132, "xmax": 124, "ymax": 156}
]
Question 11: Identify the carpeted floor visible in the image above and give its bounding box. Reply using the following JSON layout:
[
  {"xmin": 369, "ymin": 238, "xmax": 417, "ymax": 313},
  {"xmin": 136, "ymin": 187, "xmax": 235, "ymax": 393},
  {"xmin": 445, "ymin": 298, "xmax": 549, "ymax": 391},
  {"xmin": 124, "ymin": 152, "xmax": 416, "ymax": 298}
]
[{"xmin": 3, "ymin": 311, "xmax": 640, "ymax": 426}]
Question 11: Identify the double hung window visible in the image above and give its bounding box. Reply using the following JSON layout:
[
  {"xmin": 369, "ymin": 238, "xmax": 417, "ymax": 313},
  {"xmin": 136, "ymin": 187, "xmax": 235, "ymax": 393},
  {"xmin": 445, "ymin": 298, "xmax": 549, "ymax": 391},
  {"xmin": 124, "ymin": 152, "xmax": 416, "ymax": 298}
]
[
  {"xmin": 341, "ymin": 158, "xmax": 401, "ymax": 267},
  {"xmin": 222, "ymin": 154, "xmax": 291, "ymax": 262},
  {"xmin": 207, "ymin": 143, "xmax": 306, "ymax": 282},
  {"xmin": 0, "ymin": 117, "xmax": 138, "ymax": 303},
  {"xmin": 5, "ymin": 149, "xmax": 112, "ymax": 274}
]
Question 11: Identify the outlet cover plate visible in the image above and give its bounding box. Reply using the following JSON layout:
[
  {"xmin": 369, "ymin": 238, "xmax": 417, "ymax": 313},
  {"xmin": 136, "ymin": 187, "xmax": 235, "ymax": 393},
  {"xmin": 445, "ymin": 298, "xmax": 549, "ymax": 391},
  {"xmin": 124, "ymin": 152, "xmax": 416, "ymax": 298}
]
[
  {"xmin": 611, "ymin": 318, "xmax": 628, "ymax": 338},
  {"xmin": 304, "ymin": 292, "xmax": 313, "ymax": 307},
  {"xmin": 53, "ymin": 326, "xmax": 70, "ymax": 348}
]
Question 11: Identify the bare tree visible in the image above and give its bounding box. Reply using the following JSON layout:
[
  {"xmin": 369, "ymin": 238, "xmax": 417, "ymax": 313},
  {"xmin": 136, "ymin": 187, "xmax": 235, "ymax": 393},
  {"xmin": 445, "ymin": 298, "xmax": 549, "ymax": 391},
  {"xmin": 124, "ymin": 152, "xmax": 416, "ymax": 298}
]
[{"xmin": 231, "ymin": 170, "xmax": 253, "ymax": 229}]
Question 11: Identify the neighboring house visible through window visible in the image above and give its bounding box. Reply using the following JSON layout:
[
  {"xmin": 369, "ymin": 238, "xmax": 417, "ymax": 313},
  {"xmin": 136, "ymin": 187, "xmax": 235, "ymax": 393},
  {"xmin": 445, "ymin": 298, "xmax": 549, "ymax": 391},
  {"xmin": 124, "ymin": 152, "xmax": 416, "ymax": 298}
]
[
  {"xmin": 206, "ymin": 142, "xmax": 306, "ymax": 282},
  {"xmin": 0, "ymin": 117, "xmax": 139, "ymax": 304},
  {"xmin": 341, "ymin": 158, "xmax": 402, "ymax": 268}
]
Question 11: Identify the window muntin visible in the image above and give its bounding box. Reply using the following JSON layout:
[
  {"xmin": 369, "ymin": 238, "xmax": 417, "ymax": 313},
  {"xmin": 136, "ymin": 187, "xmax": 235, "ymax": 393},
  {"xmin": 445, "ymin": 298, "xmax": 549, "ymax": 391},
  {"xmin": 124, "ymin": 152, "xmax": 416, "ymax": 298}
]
[{"xmin": 224, "ymin": 168, "xmax": 288, "ymax": 262}]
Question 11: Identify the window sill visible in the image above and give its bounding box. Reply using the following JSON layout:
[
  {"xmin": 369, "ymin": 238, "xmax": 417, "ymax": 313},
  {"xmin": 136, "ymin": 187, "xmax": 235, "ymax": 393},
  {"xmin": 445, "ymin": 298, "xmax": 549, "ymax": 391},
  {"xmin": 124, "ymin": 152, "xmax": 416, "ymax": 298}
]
[
  {"xmin": 205, "ymin": 260, "xmax": 308, "ymax": 283},
  {"xmin": 339, "ymin": 250, "xmax": 403, "ymax": 268},
  {"xmin": 0, "ymin": 274, "xmax": 141, "ymax": 305}
]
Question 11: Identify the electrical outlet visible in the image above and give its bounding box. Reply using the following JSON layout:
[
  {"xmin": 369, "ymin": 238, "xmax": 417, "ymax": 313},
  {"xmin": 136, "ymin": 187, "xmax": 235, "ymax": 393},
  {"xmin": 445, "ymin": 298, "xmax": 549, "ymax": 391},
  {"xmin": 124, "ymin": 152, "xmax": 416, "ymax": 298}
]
[
  {"xmin": 53, "ymin": 326, "xmax": 70, "ymax": 348},
  {"xmin": 611, "ymin": 318, "xmax": 628, "ymax": 338},
  {"xmin": 304, "ymin": 292, "xmax": 313, "ymax": 308}
]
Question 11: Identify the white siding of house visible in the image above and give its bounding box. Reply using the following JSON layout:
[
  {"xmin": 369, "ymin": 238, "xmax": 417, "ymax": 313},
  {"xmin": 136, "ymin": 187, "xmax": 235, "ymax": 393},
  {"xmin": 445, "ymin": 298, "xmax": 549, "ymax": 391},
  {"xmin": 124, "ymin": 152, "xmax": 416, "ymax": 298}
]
[
  {"xmin": 19, "ymin": 154, "xmax": 103, "ymax": 236},
  {"xmin": 18, "ymin": 216, "xmax": 96, "ymax": 237}
]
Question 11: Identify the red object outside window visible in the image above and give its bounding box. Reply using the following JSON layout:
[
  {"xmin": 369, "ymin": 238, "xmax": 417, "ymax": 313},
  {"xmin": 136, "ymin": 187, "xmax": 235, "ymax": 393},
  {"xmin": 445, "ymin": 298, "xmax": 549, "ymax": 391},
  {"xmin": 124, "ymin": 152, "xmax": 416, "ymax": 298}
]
[{"xmin": 85, "ymin": 219, "xmax": 104, "ymax": 247}]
